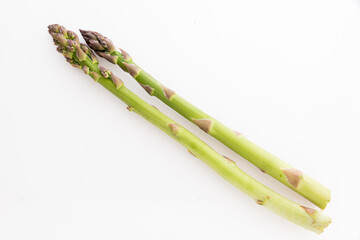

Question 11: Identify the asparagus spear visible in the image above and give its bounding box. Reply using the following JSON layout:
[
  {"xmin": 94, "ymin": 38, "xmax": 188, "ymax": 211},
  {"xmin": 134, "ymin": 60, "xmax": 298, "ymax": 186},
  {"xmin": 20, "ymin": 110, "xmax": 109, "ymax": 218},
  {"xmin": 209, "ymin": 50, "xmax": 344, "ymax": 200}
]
[
  {"xmin": 49, "ymin": 25, "xmax": 331, "ymax": 233},
  {"xmin": 80, "ymin": 30, "xmax": 331, "ymax": 210}
]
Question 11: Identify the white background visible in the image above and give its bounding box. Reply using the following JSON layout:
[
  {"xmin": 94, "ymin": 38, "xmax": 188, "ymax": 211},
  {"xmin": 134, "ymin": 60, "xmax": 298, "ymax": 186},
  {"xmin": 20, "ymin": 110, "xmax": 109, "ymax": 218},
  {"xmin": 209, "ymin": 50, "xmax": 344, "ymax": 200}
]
[{"xmin": 1, "ymin": 0, "xmax": 359, "ymax": 239}]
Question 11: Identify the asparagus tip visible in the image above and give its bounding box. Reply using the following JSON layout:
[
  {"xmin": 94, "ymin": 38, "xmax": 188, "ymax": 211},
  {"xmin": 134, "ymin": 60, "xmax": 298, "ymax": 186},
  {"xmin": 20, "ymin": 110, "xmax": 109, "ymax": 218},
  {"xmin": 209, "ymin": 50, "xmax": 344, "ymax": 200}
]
[{"xmin": 79, "ymin": 29, "xmax": 117, "ymax": 54}]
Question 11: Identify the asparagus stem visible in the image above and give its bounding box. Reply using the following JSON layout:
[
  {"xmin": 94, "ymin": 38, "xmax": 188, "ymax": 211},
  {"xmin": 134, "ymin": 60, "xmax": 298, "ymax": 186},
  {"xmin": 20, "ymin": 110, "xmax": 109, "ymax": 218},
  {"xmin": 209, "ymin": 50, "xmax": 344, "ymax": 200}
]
[
  {"xmin": 80, "ymin": 30, "xmax": 331, "ymax": 210},
  {"xmin": 49, "ymin": 25, "xmax": 331, "ymax": 233}
]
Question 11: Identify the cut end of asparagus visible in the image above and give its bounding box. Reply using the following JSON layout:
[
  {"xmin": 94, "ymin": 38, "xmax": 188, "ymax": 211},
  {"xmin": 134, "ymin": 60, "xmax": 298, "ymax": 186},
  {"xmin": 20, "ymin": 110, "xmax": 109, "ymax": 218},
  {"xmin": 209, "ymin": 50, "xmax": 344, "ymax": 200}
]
[{"xmin": 300, "ymin": 206, "xmax": 332, "ymax": 234}]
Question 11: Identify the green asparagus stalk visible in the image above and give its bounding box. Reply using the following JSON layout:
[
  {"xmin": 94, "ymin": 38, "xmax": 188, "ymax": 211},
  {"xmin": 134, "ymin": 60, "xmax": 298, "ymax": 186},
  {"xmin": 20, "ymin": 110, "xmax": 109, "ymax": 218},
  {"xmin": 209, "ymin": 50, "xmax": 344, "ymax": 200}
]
[
  {"xmin": 80, "ymin": 30, "xmax": 331, "ymax": 210},
  {"xmin": 49, "ymin": 25, "xmax": 331, "ymax": 233}
]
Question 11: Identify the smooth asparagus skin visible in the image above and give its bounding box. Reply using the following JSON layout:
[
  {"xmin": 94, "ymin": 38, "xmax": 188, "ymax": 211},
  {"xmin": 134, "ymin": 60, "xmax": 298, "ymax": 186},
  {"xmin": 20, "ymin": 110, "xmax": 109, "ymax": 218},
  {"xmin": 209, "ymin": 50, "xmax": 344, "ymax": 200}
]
[
  {"xmin": 49, "ymin": 25, "xmax": 331, "ymax": 233},
  {"xmin": 80, "ymin": 30, "xmax": 331, "ymax": 210}
]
